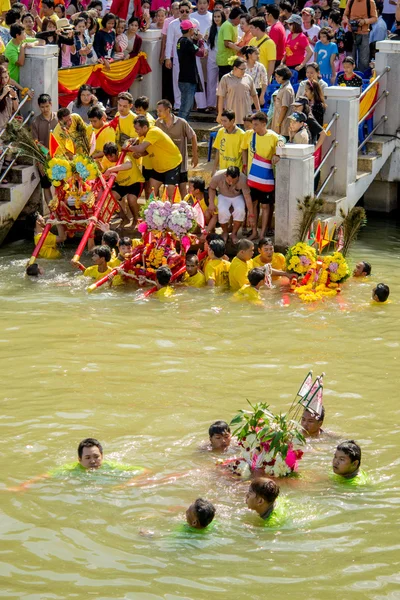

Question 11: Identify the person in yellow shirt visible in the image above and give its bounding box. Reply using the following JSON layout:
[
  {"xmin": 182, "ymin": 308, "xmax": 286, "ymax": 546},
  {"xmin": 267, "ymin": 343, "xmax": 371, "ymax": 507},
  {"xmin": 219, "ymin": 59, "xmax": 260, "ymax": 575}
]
[
  {"xmin": 52, "ymin": 108, "xmax": 87, "ymax": 157},
  {"xmin": 126, "ymin": 116, "xmax": 182, "ymax": 200},
  {"xmin": 82, "ymin": 246, "xmax": 113, "ymax": 281},
  {"xmin": 188, "ymin": 176, "xmax": 218, "ymax": 237},
  {"xmin": 252, "ymin": 237, "xmax": 288, "ymax": 276},
  {"xmin": 134, "ymin": 96, "xmax": 155, "ymax": 125},
  {"xmin": 248, "ymin": 17, "xmax": 276, "ymax": 83},
  {"xmin": 233, "ymin": 267, "xmax": 265, "ymax": 304},
  {"xmin": 101, "ymin": 142, "xmax": 144, "ymax": 228},
  {"xmin": 154, "ymin": 265, "xmax": 175, "ymax": 300},
  {"xmin": 204, "ymin": 238, "xmax": 230, "ymax": 289},
  {"xmin": 31, "ymin": 212, "xmax": 66, "ymax": 260},
  {"xmin": 182, "ymin": 254, "xmax": 206, "ymax": 288},
  {"xmin": 112, "ymin": 92, "xmax": 137, "ymax": 149},
  {"xmin": 229, "ymin": 238, "xmax": 255, "ymax": 292},
  {"xmin": 212, "ymin": 109, "xmax": 244, "ymax": 175},
  {"xmin": 87, "ymin": 106, "xmax": 115, "ymax": 159},
  {"xmin": 133, "ymin": 95, "xmax": 155, "ymax": 198}
]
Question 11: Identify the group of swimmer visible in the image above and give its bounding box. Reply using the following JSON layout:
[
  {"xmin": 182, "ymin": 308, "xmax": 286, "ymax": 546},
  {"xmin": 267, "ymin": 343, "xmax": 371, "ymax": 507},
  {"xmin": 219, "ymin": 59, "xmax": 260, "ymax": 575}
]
[{"xmin": 26, "ymin": 216, "xmax": 391, "ymax": 304}]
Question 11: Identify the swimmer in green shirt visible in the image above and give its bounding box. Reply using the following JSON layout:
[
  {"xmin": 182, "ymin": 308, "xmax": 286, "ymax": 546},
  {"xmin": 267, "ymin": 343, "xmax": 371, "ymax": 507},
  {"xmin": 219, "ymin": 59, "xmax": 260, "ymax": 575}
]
[
  {"xmin": 245, "ymin": 477, "xmax": 288, "ymax": 527},
  {"xmin": 332, "ymin": 440, "xmax": 369, "ymax": 486}
]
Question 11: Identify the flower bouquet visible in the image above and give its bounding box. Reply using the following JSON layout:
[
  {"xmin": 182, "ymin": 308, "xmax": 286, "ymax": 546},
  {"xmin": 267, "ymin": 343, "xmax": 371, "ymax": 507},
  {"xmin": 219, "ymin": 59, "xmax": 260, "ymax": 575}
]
[
  {"xmin": 72, "ymin": 155, "xmax": 99, "ymax": 182},
  {"xmin": 222, "ymin": 401, "xmax": 305, "ymax": 478},
  {"xmin": 167, "ymin": 201, "xmax": 196, "ymax": 236},
  {"xmin": 46, "ymin": 157, "xmax": 72, "ymax": 187},
  {"xmin": 285, "ymin": 242, "xmax": 317, "ymax": 276},
  {"xmin": 322, "ymin": 251, "xmax": 350, "ymax": 283},
  {"xmin": 143, "ymin": 200, "xmax": 172, "ymax": 232}
]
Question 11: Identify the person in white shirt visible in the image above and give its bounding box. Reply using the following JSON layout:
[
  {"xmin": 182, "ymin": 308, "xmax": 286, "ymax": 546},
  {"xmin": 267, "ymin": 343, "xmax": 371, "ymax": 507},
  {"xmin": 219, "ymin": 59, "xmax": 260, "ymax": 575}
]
[{"xmin": 165, "ymin": 1, "xmax": 206, "ymax": 110}]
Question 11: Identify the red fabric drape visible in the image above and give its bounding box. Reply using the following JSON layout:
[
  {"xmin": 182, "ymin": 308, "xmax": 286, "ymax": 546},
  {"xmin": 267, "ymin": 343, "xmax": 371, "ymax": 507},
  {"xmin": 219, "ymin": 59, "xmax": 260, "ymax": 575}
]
[{"xmin": 58, "ymin": 55, "xmax": 151, "ymax": 106}]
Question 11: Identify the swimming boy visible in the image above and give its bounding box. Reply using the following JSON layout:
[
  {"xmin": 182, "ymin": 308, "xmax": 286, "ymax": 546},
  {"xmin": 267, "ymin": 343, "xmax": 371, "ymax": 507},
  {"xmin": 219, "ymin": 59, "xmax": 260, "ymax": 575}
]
[
  {"xmin": 246, "ymin": 477, "xmax": 286, "ymax": 525},
  {"xmin": 332, "ymin": 440, "xmax": 368, "ymax": 484},
  {"xmin": 353, "ymin": 261, "xmax": 371, "ymax": 277},
  {"xmin": 102, "ymin": 229, "xmax": 119, "ymax": 262},
  {"xmin": 26, "ymin": 263, "xmax": 44, "ymax": 277},
  {"xmin": 82, "ymin": 246, "xmax": 113, "ymax": 282},
  {"xmin": 182, "ymin": 254, "xmax": 205, "ymax": 288},
  {"xmin": 154, "ymin": 265, "xmax": 175, "ymax": 299},
  {"xmin": 372, "ymin": 283, "xmax": 390, "ymax": 303},
  {"xmin": 204, "ymin": 238, "xmax": 231, "ymax": 288},
  {"xmin": 229, "ymin": 239, "xmax": 255, "ymax": 292},
  {"xmin": 233, "ymin": 267, "xmax": 265, "ymax": 304},
  {"xmin": 186, "ymin": 498, "xmax": 216, "ymax": 529},
  {"xmin": 301, "ymin": 406, "xmax": 325, "ymax": 438},
  {"xmin": 209, "ymin": 420, "xmax": 232, "ymax": 452}
]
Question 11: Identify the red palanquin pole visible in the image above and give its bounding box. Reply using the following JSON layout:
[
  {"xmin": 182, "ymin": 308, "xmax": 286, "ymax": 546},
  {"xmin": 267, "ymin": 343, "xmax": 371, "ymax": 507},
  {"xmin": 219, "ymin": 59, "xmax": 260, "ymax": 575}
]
[
  {"xmin": 71, "ymin": 149, "xmax": 128, "ymax": 264},
  {"xmin": 86, "ymin": 246, "xmax": 143, "ymax": 292},
  {"xmin": 28, "ymin": 221, "xmax": 53, "ymax": 265}
]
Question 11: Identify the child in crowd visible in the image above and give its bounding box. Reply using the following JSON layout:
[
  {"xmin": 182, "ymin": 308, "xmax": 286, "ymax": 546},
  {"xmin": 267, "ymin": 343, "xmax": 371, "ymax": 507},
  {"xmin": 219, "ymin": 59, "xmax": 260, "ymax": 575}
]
[
  {"xmin": 372, "ymin": 283, "xmax": 390, "ymax": 303},
  {"xmin": 336, "ymin": 57, "xmax": 363, "ymax": 88},
  {"xmin": 246, "ymin": 477, "xmax": 286, "ymax": 525},
  {"xmin": 108, "ymin": 236, "xmax": 132, "ymax": 268},
  {"xmin": 243, "ymin": 114, "xmax": 254, "ymax": 131},
  {"xmin": 204, "ymin": 238, "xmax": 230, "ymax": 288},
  {"xmin": 82, "ymin": 246, "xmax": 113, "ymax": 281},
  {"xmin": 30, "ymin": 212, "xmax": 66, "ymax": 260},
  {"xmin": 134, "ymin": 95, "xmax": 155, "ymax": 125},
  {"xmin": 188, "ymin": 176, "xmax": 218, "ymax": 236},
  {"xmin": 233, "ymin": 267, "xmax": 265, "ymax": 304},
  {"xmin": 102, "ymin": 229, "xmax": 119, "ymax": 261},
  {"xmin": 314, "ymin": 27, "xmax": 338, "ymax": 84},
  {"xmin": 182, "ymin": 254, "xmax": 206, "ymax": 288},
  {"xmin": 186, "ymin": 498, "xmax": 216, "ymax": 530},
  {"xmin": 332, "ymin": 440, "xmax": 368, "ymax": 484},
  {"xmin": 154, "ymin": 265, "xmax": 174, "ymax": 299},
  {"xmin": 301, "ymin": 406, "xmax": 325, "ymax": 438},
  {"xmin": 229, "ymin": 239, "xmax": 254, "ymax": 292},
  {"xmin": 209, "ymin": 420, "xmax": 232, "ymax": 452},
  {"xmin": 353, "ymin": 261, "xmax": 371, "ymax": 277}
]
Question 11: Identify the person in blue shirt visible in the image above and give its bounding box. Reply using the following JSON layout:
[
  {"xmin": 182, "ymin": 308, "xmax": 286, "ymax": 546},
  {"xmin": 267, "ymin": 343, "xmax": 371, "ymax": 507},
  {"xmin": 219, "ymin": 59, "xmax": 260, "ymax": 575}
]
[
  {"xmin": 314, "ymin": 27, "xmax": 338, "ymax": 84},
  {"xmin": 370, "ymin": 3, "xmax": 388, "ymax": 59}
]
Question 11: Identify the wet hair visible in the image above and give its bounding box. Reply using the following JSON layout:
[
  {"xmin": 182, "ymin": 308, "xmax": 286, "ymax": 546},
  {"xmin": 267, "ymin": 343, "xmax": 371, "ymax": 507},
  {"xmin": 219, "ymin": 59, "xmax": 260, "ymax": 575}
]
[
  {"xmin": 10, "ymin": 23, "xmax": 24, "ymax": 37},
  {"xmin": 266, "ymin": 4, "xmax": 280, "ymax": 19},
  {"xmin": 191, "ymin": 498, "xmax": 216, "ymax": 527},
  {"xmin": 229, "ymin": 7, "xmax": 244, "ymax": 19},
  {"xmin": 252, "ymin": 111, "xmax": 268, "ymax": 123},
  {"xmin": 248, "ymin": 267, "xmax": 265, "ymax": 287},
  {"xmin": 209, "ymin": 420, "xmax": 231, "ymax": 437},
  {"xmin": 57, "ymin": 107, "xmax": 70, "ymax": 120},
  {"xmin": 157, "ymin": 98, "xmax": 172, "ymax": 110},
  {"xmin": 336, "ymin": 440, "xmax": 361, "ymax": 466},
  {"xmin": 185, "ymin": 253, "xmax": 199, "ymax": 265},
  {"xmin": 26, "ymin": 264, "xmax": 40, "ymax": 276},
  {"xmin": 209, "ymin": 238, "xmax": 226, "ymax": 259},
  {"xmin": 250, "ymin": 477, "xmax": 280, "ymax": 503},
  {"xmin": 119, "ymin": 236, "xmax": 132, "ymax": 247},
  {"xmin": 249, "ymin": 16, "xmax": 266, "ymax": 31},
  {"xmin": 102, "ymin": 230, "xmax": 119, "ymax": 251},
  {"xmin": 329, "ymin": 9, "xmax": 342, "ymax": 24},
  {"xmin": 103, "ymin": 142, "xmax": 119, "ymax": 156},
  {"xmin": 78, "ymin": 437, "xmax": 103, "ymax": 458},
  {"xmin": 134, "ymin": 115, "xmax": 150, "ymax": 128},
  {"xmin": 258, "ymin": 236, "xmax": 274, "ymax": 249},
  {"xmin": 226, "ymin": 165, "xmax": 240, "ymax": 179},
  {"xmin": 87, "ymin": 105, "xmax": 105, "ymax": 120},
  {"xmin": 38, "ymin": 93, "xmax": 52, "ymax": 105},
  {"xmin": 156, "ymin": 265, "xmax": 172, "ymax": 286},
  {"xmin": 360, "ymin": 261, "xmax": 371, "ymax": 276},
  {"xmin": 221, "ymin": 108, "xmax": 235, "ymax": 121},
  {"xmin": 374, "ymin": 283, "xmax": 390, "ymax": 302},
  {"xmin": 91, "ymin": 245, "xmax": 112, "ymax": 262},
  {"xmin": 101, "ymin": 12, "xmax": 116, "ymax": 28},
  {"xmin": 189, "ymin": 176, "xmax": 205, "ymax": 192},
  {"xmin": 134, "ymin": 95, "xmax": 150, "ymax": 110},
  {"xmin": 275, "ymin": 64, "xmax": 292, "ymax": 81},
  {"xmin": 237, "ymin": 238, "xmax": 254, "ymax": 252}
]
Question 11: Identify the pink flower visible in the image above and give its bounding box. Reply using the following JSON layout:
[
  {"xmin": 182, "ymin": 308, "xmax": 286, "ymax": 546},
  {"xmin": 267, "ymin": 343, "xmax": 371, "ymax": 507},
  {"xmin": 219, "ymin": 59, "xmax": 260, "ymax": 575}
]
[
  {"xmin": 285, "ymin": 449, "xmax": 298, "ymax": 471},
  {"xmin": 328, "ymin": 262, "xmax": 339, "ymax": 273}
]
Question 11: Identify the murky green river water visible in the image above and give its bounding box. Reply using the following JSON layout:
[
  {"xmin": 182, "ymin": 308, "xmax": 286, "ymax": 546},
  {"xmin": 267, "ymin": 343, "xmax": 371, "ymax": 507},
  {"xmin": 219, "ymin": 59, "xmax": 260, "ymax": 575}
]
[{"xmin": 0, "ymin": 215, "xmax": 399, "ymax": 600}]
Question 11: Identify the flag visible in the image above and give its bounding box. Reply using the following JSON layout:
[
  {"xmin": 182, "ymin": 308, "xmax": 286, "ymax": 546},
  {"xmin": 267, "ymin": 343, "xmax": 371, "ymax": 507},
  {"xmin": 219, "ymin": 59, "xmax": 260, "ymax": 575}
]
[
  {"xmin": 321, "ymin": 223, "xmax": 330, "ymax": 250},
  {"xmin": 89, "ymin": 131, "xmax": 96, "ymax": 156},
  {"xmin": 193, "ymin": 201, "xmax": 205, "ymax": 228},
  {"xmin": 161, "ymin": 185, "xmax": 168, "ymax": 201},
  {"xmin": 64, "ymin": 137, "xmax": 75, "ymax": 155},
  {"xmin": 108, "ymin": 116, "xmax": 119, "ymax": 130},
  {"xmin": 49, "ymin": 132, "xmax": 60, "ymax": 158},
  {"xmin": 297, "ymin": 371, "xmax": 313, "ymax": 398},
  {"xmin": 149, "ymin": 188, "xmax": 155, "ymax": 200},
  {"xmin": 315, "ymin": 221, "xmax": 322, "ymax": 252},
  {"xmin": 172, "ymin": 185, "xmax": 181, "ymax": 203},
  {"xmin": 336, "ymin": 225, "xmax": 344, "ymax": 252},
  {"xmin": 307, "ymin": 228, "xmax": 315, "ymax": 246}
]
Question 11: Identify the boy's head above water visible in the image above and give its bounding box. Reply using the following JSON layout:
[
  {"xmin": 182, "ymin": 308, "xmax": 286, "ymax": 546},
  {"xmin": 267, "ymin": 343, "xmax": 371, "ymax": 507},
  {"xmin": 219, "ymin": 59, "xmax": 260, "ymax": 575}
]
[
  {"xmin": 246, "ymin": 477, "xmax": 280, "ymax": 517},
  {"xmin": 156, "ymin": 265, "xmax": 172, "ymax": 288},
  {"xmin": 209, "ymin": 420, "xmax": 232, "ymax": 451},
  {"xmin": 26, "ymin": 263, "xmax": 44, "ymax": 277},
  {"xmin": 353, "ymin": 261, "xmax": 371, "ymax": 277},
  {"xmin": 78, "ymin": 438, "xmax": 104, "ymax": 469},
  {"xmin": 301, "ymin": 406, "xmax": 325, "ymax": 437},
  {"xmin": 372, "ymin": 283, "xmax": 389, "ymax": 303},
  {"xmin": 236, "ymin": 238, "xmax": 254, "ymax": 262},
  {"xmin": 333, "ymin": 440, "xmax": 361, "ymax": 478},
  {"xmin": 186, "ymin": 498, "xmax": 216, "ymax": 529},
  {"xmin": 208, "ymin": 238, "xmax": 226, "ymax": 260},
  {"xmin": 257, "ymin": 237, "xmax": 275, "ymax": 262},
  {"xmin": 185, "ymin": 253, "xmax": 199, "ymax": 276}
]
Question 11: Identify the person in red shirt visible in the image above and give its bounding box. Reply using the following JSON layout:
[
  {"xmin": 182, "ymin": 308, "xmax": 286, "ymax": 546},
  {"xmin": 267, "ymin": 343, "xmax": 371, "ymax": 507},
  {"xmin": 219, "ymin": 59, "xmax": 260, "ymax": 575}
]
[
  {"xmin": 281, "ymin": 14, "xmax": 313, "ymax": 80},
  {"xmin": 266, "ymin": 5, "xmax": 286, "ymax": 66}
]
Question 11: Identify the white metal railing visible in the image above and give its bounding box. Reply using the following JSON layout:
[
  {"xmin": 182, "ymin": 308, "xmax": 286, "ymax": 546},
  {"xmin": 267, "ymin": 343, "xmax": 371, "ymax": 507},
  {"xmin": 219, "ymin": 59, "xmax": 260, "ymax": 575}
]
[
  {"xmin": 314, "ymin": 112, "xmax": 339, "ymax": 186},
  {"xmin": 358, "ymin": 115, "xmax": 388, "ymax": 152},
  {"xmin": 359, "ymin": 66, "xmax": 390, "ymax": 101},
  {"xmin": 316, "ymin": 166, "xmax": 336, "ymax": 199}
]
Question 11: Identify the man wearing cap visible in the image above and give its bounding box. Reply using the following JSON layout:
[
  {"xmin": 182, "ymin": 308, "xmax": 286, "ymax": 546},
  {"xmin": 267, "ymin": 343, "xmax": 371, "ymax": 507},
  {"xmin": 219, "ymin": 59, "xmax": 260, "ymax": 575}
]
[
  {"xmin": 301, "ymin": 7, "xmax": 320, "ymax": 51},
  {"xmin": 288, "ymin": 112, "xmax": 311, "ymax": 144},
  {"xmin": 176, "ymin": 18, "xmax": 205, "ymax": 121}
]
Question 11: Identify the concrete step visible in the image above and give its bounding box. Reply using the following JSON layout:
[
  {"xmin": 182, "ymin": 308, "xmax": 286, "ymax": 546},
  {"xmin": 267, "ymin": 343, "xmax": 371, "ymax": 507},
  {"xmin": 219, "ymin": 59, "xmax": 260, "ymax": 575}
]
[
  {"xmin": 189, "ymin": 111, "xmax": 217, "ymax": 123},
  {"xmin": 320, "ymin": 194, "xmax": 346, "ymax": 216},
  {"xmin": 356, "ymin": 170, "xmax": 371, "ymax": 182},
  {"xmin": 2, "ymin": 164, "xmax": 39, "ymax": 185},
  {"xmin": 0, "ymin": 165, "xmax": 40, "ymax": 245},
  {"xmin": 357, "ymin": 154, "xmax": 377, "ymax": 173}
]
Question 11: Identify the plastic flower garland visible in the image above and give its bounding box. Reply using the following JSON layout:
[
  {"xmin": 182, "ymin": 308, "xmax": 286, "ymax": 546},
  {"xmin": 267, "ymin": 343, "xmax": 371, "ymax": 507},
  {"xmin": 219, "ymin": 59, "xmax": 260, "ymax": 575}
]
[
  {"xmin": 286, "ymin": 242, "xmax": 317, "ymax": 275},
  {"xmin": 323, "ymin": 251, "xmax": 350, "ymax": 283},
  {"xmin": 227, "ymin": 401, "xmax": 305, "ymax": 478},
  {"xmin": 46, "ymin": 158, "xmax": 72, "ymax": 187},
  {"xmin": 73, "ymin": 155, "xmax": 99, "ymax": 181}
]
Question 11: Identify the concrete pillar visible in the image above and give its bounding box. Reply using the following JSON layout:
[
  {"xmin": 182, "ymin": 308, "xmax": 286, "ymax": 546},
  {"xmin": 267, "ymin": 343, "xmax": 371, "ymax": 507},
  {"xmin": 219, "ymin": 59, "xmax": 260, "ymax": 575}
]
[
  {"xmin": 323, "ymin": 86, "xmax": 360, "ymax": 197},
  {"xmin": 20, "ymin": 44, "xmax": 59, "ymax": 118},
  {"xmin": 364, "ymin": 180, "xmax": 398, "ymax": 212},
  {"xmin": 129, "ymin": 30, "xmax": 162, "ymax": 110},
  {"xmin": 274, "ymin": 144, "xmax": 315, "ymax": 250},
  {"xmin": 374, "ymin": 41, "xmax": 400, "ymax": 136}
]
